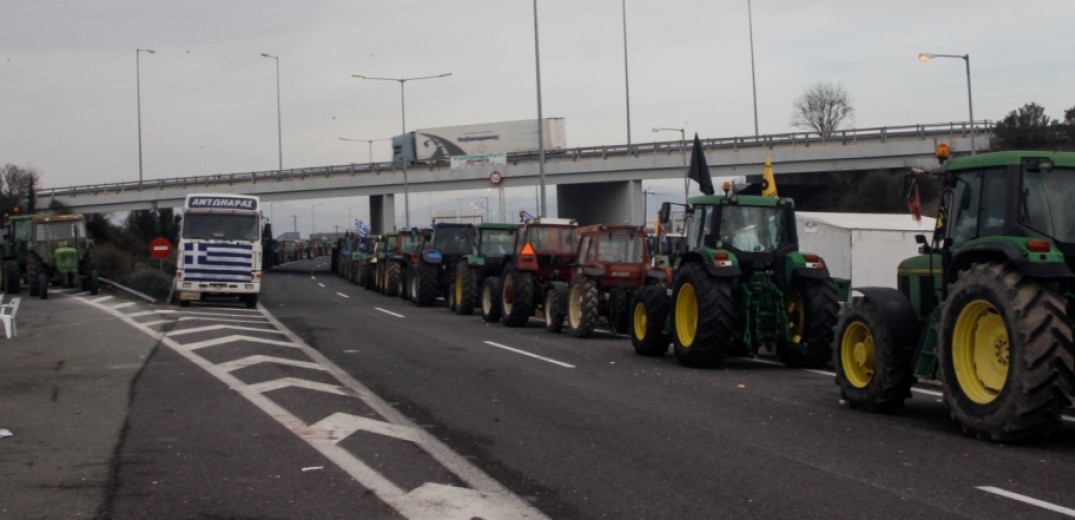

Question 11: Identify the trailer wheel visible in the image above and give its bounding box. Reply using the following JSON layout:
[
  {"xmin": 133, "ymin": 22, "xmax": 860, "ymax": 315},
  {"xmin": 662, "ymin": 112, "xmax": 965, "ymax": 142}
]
[
  {"xmin": 834, "ymin": 295, "xmax": 916, "ymax": 412},
  {"xmin": 631, "ymin": 285, "xmax": 670, "ymax": 356},
  {"xmin": 778, "ymin": 278, "xmax": 839, "ymax": 368},
  {"xmin": 413, "ymin": 263, "xmax": 438, "ymax": 307},
  {"xmin": 501, "ymin": 265, "xmax": 533, "ymax": 327},
  {"xmin": 608, "ymin": 285, "xmax": 632, "ymax": 334},
  {"xmin": 544, "ymin": 282, "xmax": 568, "ymax": 333},
  {"xmin": 455, "ymin": 263, "xmax": 479, "ymax": 316},
  {"xmin": 481, "ymin": 276, "xmax": 503, "ymax": 323},
  {"xmin": 939, "ymin": 262, "xmax": 1075, "ymax": 441},
  {"xmin": 672, "ymin": 262, "xmax": 732, "ymax": 366},
  {"xmin": 568, "ymin": 276, "xmax": 599, "ymax": 338}
]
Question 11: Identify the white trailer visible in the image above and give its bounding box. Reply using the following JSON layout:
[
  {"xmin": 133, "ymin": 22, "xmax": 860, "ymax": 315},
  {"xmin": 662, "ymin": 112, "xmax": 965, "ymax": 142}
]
[
  {"xmin": 796, "ymin": 212, "xmax": 936, "ymax": 290},
  {"xmin": 394, "ymin": 118, "xmax": 567, "ymax": 164}
]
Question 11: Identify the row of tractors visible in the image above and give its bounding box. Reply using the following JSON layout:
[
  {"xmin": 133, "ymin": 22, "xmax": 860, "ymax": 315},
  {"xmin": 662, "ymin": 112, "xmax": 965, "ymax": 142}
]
[
  {"xmin": 0, "ymin": 211, "xmax": 100, "ymax": 299},
  {"xmin": 333, "ymin": 148, "xmax": 1075, "ymax": 443}
]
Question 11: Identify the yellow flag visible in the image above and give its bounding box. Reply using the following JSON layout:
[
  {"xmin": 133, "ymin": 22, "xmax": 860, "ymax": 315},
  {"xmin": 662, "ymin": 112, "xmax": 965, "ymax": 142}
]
[{"xmin": 762, "ymin": 152, "xmax": 778, "ymax": 197}]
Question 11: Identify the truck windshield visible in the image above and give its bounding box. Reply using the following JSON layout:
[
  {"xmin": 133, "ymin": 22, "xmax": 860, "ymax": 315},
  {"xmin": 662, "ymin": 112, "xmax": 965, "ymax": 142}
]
[
  {"xmin": 526, "ymin": 226, "xmax": 576, "ymax": 254},
  {"xmin": 598, "ymin": 235, "xmax": 645, "ymax": 263},
  {"xmin": 1021, "ymin": 167, "xmax": 1075, "ymax": 243},
  {"xmin": 182, "ymin": 214, "xmax": 259, "ymax": 241},
  {"xmin": 480, "ymin": 229, "xmax": 515, "ymax": 257},
  {"xmin": 713, "ymin": 205, "xmax": 787, "ymax": 252},
  {"xmin": 432, "ymin": 227, "xmax": 473, "ymax": 255}
]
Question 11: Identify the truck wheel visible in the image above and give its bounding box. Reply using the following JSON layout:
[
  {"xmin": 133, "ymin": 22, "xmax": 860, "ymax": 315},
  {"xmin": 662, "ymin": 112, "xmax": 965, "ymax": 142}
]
[
  {"xmin": 4, "ymin": 260, "xmax": 19, "ymax": 293},
  {"xmin": 631, "ymin": 285, "xmax": 671, "ymax": 356},
  {"xmin": 608, "ymin": 285, "xmax": 632, "ymax": 334},
  {"xmin": 413, "ymin": 263, "xmax": 438, "ymax": 307},
  {"xmin": 938, "ymin": 262, "xmax": 1075, "ymax": 441},
  {"xmin": 568, "ymin": 276, "xmax": 599, "ymax": 338},
  {"xmin": 454, "ymin": 263, "xmax": 479, "ymax": 316},
  {"xmin": 834, "ymin": 296, "xmax": 915, "ymax": 411},
  {"xmin": 501, "ymin": 265, "xmax": 533, "ymax": 327},
  {"xmin": 672, "ymin": 262, "xmax": 733, "ymax": 367},
  {"xmin": 778, "ymin": 278, "xmax": 839, "ymax": 368},
  {"xmin": 384, "ymin": 262, "xmax": 401, "ymax": 297},
  {"xmin": 544, "ymin": 282, "xmax": 568, "ymax": 333},
  {"xmin": 244, "ymin": 294, "xmax": 258, "ymax": 309},
  {"xmin": 28, "ymin": 257, "xmax": 39, "ymax": 297},
  {"xmin": 481, "ymin": 276, "xmax": 503, "ymax": 323}
]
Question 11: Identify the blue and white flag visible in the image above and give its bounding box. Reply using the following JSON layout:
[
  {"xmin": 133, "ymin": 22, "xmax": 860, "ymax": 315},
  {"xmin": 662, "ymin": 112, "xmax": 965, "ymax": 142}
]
[
  {"xmin": 355, "ymin": 220, "xmax": 370, "ymax": 238},
  {"xmin": 182, "ymin": 242, "xmax": 254, "ymax": 282}
]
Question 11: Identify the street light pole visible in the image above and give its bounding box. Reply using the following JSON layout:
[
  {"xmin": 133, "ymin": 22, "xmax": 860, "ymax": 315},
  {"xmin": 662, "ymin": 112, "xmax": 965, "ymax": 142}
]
[
  {"xmin": 338, "ymin": 137, "xmax": 390, "ymax": 171},
  {"xmin": 747, "ymin": 0, "xmax": 759, "ymax": 137},
  {"xmin": 653, "ymin": 127, "xmax": 688, "ymax": 203},
  {"xmin": 533, "ymin": 0, "xmax": 548, "ymax": 218},
  {"xmin": 260, "ymin": 53, "xmax": 283, "ymax": 171},
  {"xmin": 136, "ymin": 48, "xmax": 156, "ymax": 184},
  {"xmin": 918, "ymin": 52, "xmax": 976, "ymax": 154},
  {"xmin": 352, "ymin": 73, "xmax": 452, "ymax": 228},
  {"xmin": 622, "ymin": 0, "xmax": 632, "ymax": 147}
]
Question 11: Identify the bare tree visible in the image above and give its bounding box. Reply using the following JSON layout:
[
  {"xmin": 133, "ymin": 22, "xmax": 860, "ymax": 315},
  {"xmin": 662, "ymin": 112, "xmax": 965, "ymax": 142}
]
[
  {"xmin": 791, "ymin": 82, "xmax": 854, "ymax": 137},
  {"xmin": 1, "ymin": 164, "xmax": 40, "ymax": 215}
]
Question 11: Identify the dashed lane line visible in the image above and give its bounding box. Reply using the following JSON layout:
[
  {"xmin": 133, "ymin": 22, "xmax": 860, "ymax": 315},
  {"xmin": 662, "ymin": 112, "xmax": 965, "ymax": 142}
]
[
  {"xmin": 337, "ymin": 292, "xmax": 350, "ymax": 298},
  {"xmin": 483, "ymin": 340, "xmax": 576, "ymax": 369},
  {"xmin": 977, "ymin": 486, "xmax": 1075, "ymax": 517},
  {"xmin": 376, "ymin": 307, "xmax": 405, "ymax": 318}
]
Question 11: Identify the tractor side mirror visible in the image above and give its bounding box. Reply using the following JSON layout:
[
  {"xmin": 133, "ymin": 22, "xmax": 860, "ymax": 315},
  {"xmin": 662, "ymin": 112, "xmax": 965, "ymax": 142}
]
[
  {"xmin": 658, "ymin": 202, "xmax": 671, "ymax": 226},
  {"xmin": 915, "ymin": 233, "xmax": 931, "ymax": 254}
]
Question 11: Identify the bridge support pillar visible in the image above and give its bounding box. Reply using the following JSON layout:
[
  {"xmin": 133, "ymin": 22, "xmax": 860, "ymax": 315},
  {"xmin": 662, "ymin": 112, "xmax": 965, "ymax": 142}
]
[
  {"xmin": 369, "ymin": 194, "xmax": 396, "ymax": 234},
  {"xmin": 556, "ymin": 180, "xmax": 643, "ymax": 226}
]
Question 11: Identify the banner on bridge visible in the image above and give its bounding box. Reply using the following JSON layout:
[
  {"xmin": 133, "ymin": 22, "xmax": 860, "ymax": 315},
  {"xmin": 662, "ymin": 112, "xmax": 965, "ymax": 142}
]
[{"xmin": 450, "ymin": 152, "xmax": 507, "ymax": 170}]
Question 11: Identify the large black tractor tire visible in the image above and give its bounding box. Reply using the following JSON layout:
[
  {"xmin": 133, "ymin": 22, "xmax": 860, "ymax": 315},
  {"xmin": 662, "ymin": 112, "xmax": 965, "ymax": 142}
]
[
  {"xmin": 481, "ymin": 276, "xmax": 503, "ymax": 323},
  {"xmin": 568, "ymin": 276, "xmax": 600, "ymax": 338},
  {"xmin": 413, "ymin": 263, "xmax": 439, "ymax": 307},
  {"xmin": 608, "ymin": 285, "xmax": 632, "ymax": 335},
  {"xmin": 28, "ymin": 257, "xmax": 39, "ymax": 297},
  {"xmin": 39, "ymin": 272, "xmax": 48, "ymax": 300},
  {"xmin": 631, "ymin": 285, "xmax": 671, "ymax": 356},
  {"xmin": 833, "ymin": 295, "xmax": 916, "ymax": 412},
  {"xmin": 778, "ymin": 278, "xmax": 840, "ymax": 368},
  {"xmin": 4, "ymin": 260, "xmax": 20, "ymax": 294},
  {"xmin": 374, "ymin": 264, "xmax": 385, "ymax": 293},
  {"xmin": 454, "ymin": 263, "xmax": 480, "ymax": 316},
  {"xmin": 384, "ymin": 262, "xmax": 401, "ymax": 297},
  {"xmin": 938, "ymin": 262, "xmax": 1075, "ymax": 441},
  {"xmin": 501, "ymin": 265, "xmax": 534, "ymax": 327},
  {"xmin": 672, "ymin": 262, "xmax": 734, "ymax": 367},
  {"xmin": 362, "ymin": 263, "xmax": 376, "ymax": 290},
  {"xmin": 447, "ymin": 281, "xmax": 458, "ymax": 312},
  {"xmin": 544, "ymin": 281, "xmax": 568, "ymax": 333}
]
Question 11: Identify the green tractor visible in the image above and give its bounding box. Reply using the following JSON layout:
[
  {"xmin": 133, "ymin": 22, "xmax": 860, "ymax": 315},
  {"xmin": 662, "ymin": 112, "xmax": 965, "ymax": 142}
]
[
  {"xmin": 27, "ymin": 214, "xmax": 100, "ymax": 299},
  {"xmin": 451, "ymin": 223, "xmax": 518, "ymax": 315},
  {"xmin": 410, "ymin": 222, "xmax": 476, "ymax": 307},
  {"xmin": 631, "ymin": 189, "xmax": 840, "ymax": 368},
  {"xmin": 834, "ymin": 149, "xmax": 1075, "ymax": 441},
  {"xmin": 0, "ymin": 212, "xmax": 45, "ymax": 293}
]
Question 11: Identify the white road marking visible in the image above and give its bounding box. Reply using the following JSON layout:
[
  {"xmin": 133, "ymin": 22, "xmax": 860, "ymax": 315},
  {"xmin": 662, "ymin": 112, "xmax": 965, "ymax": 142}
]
[
  {"xmin": 483, "ymin": 341, "xmax": 576, "ymax": 368},
  {"xmin": 337, "ymin": 292, "xmax": 350, "ymax": 298},
  {"xmin": 165, "ymin": 324, "xmax": 287, "ymax": 337},
  {"xmin": 127, "ymin": 310, "xmax": 180, "ymax": 318},
  {"xmin": 109, "ymin": 302, "xmax": 136, "ymax": 310},
  {"xmin": 977, "ymin": 486, "xmax": 1075, "ymax": 517},
  {"xmin": 175, "ymin": 334, "xmax": 299, "ymax": 351},
  {"xmin": 376, "ymin": 307, "xmax": 405, "ymax": 318},
  {"xmin": 215, "ymin": 354, "xmax": 327, "ymax": 373},
  {"xmin": 318, "ymin": 282, "xmax": 326, "ymax": 288},
  {"xmin": 176, "ymin": 315, "xmax": 271, "ymax": 325}
]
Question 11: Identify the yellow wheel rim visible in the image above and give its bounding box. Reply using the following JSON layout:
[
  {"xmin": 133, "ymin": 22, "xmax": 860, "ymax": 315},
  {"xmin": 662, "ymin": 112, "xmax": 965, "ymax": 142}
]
[
  {"xmin": 786, "ymin": 288, "xmax": 805, "ymax": 343},
  {"xmin": 675, "ymin": 283, "xmax": 698, "ymax": 347},
  {"xmin": 633, "ymin": 302, "xmax": 647, "ymax": 340},
  {"xmin": 840, "ymin": 321, "xmax": 875, "ymax": 389},
  {"xmin": 569, "ymin": 283, "xmax": 584, "ymax": 328},
  {"xmin": 455, "ymin": 269, "xmax": 464, "ymax": 304},
  {"xmin": 952, "ymin": 299, "xmax": 1009, "ymax": 404}
]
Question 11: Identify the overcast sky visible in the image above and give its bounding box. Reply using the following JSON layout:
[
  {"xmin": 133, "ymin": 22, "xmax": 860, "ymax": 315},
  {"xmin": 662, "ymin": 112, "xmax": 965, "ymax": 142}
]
[{"xmin": 2, "ymin": 1, "xmax": 1072, "ymax": 235}]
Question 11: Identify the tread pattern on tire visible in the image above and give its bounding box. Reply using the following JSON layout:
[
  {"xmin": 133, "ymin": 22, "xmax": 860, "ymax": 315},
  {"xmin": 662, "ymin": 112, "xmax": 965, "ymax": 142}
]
[
  {"xmin": 672, "ymin": 262, "xmax": 734, "ymax": 367},
  {"xmin": 833, "ymin": 295, "xmax": 916, "ymax": 412},
  {"xmin": 631, "ymin": 285, "xmax": 671, "ymax": 356},
  {"xmin": 501, "ymin": 265, "xmax": 534, "ymax": 327},
  {"xmin": 779, "ymin": 278, "xmax": 839, "ymax": 368},
  {"xmin": 481, "ymin": 276, "xmax": 503, "ymax": 323},
  {"xmin": 569, "ymin": 276, "xmax": 599, "ymax": 338},
  {"xmin": 455, "ymin": 263, "xmax": 479, "ymax": 316}
]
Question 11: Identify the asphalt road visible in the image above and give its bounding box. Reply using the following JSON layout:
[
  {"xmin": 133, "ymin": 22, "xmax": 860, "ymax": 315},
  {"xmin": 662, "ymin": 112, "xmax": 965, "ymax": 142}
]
[{"xmin": 262, "ymin": 259, "xmax": 1075, "ymax": 519}]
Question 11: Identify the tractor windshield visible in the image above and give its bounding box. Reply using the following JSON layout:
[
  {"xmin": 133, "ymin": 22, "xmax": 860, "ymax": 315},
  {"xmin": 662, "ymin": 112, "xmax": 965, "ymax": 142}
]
[
  {"xmin": 401, "ymin": 233, "xmax": 424, "ymax": 253},
  {"xmin": 597, "ymin": 235, "xmax": 645, "ymax": 263},
  {"xmin": 480, "ymin": 229, "xmax": 514, "ymax": 257},
  {"xmin": 432, "ymin": 226, "xmax": 473, "ymax": 255},
  {"xmin": 713, "ymin": 205, "xmax": 787, "ymax": 252},
  {"xmin": 182, "ymin": 214, "xmax": 259, "ymax": 241},
  {"xmin": 35, "ymin": 220, "xmax": 87, "ymax": 241},
  {"xmin": 526, "ymin": 226, "xmax": 577, "ymax": 254},
  {"xmin": 1021, "ymin": 167, "xmax": 1075, "ymax": 243}
]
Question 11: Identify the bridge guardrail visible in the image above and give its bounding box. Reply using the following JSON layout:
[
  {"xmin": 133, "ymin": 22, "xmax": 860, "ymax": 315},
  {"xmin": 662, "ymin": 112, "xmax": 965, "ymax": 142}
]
[{"xmin": 40, "ymin": 121, "xmax": 991, "ymax": 198}]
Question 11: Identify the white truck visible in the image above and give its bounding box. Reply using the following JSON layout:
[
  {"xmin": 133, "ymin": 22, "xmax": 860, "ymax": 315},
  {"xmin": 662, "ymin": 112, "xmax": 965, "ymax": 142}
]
[
  {"xmin": 175, "ymin": 193, "xmax": 263, "ymax": 308},
  {"xmin": 392, "ymin": 118, "xmax": 567, "ymax": 164}
]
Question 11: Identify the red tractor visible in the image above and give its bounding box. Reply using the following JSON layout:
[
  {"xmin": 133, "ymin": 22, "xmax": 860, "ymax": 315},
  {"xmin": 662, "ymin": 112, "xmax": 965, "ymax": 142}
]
[{"xmin": 484, "ymin": 218, "xmax": 578, "ymax": 326}]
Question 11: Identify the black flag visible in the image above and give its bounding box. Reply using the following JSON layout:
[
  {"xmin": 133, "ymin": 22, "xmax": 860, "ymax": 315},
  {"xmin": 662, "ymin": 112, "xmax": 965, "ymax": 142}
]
[{"xmin": 687, "ymin": 133, "xmax": 714, "ymax": 195}]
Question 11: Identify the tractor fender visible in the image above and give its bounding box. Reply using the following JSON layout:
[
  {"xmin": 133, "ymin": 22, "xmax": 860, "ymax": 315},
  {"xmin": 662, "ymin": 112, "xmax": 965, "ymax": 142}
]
[
  {"xmin": 851, "ymin": 286, "xmax": 923, "ymax": 348},
  {"xmin": 579, "ymin": 266, "xmax": 605, "ymax": 277},
  {"xmin": 948, "ymin": 242, "xmax": 1073, "ymax": 285},
  {"xmin": 682, "ymin": 251, "xmax": 741, "ymax": 278}
]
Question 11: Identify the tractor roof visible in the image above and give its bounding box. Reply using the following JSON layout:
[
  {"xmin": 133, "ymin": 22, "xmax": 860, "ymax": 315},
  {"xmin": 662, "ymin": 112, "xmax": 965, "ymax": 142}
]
[
  {"xmin": 478, "ymin": 223, "xmax": 518, "ymax": 231},
  {"xmin": 687, "ymin": 194, "xmax": 790, "ymax": 208},
  {"xmin": 33, "ymin": 214, "xmax": 86, "ymax": 224},
  {"xmin": 945, "ymin": 150, "xmax": 1075, "ymax": 171},
  {"xmin": 578, "ymin": 224, "xmax": 644, "ymax": 235}
]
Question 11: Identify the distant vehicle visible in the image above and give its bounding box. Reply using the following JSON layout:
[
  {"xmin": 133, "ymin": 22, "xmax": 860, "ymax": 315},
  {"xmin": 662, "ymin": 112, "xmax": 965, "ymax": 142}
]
[
  {"xmin": 175, "ymin": 193, "xmax": 263, "ymax": 308},
  {"xmin": 26, "ymin": 213, "xmax": 100, "ymax": 299},
  {"xmin": 393, "ymin": 118, "xmax": 567, "ymax": 165}
]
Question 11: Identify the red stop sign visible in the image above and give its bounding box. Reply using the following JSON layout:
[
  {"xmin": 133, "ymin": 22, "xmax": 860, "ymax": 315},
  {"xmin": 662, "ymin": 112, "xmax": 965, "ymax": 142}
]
[{"xmin": 149, "ymin": 237, "xmax": 173, "ymax": 260}]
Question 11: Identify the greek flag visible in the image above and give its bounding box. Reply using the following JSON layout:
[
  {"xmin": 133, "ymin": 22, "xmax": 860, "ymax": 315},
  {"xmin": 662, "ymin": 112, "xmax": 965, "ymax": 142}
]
[
  {"xmin": 355, "ymin": 219, "xmax": 370, "ymax": 238},
  {"xmin": 182, "ymin": 242, "xmax": 253, "ymax": 282}
]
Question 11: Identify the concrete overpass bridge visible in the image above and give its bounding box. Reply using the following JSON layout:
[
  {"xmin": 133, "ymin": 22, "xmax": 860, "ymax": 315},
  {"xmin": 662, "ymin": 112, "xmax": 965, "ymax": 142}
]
[{"xmin": 40, "ymin": 121, "xmax": 989, "ymax": 233}]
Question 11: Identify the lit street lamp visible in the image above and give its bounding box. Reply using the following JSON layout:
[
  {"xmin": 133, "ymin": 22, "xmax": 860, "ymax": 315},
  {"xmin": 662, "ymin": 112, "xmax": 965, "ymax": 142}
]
[
  {"xmin": 260, "ymin": 53, "xmax": 283, "ymax": 171},
  {"xmin": 338, "ymin": 137, "xmax": 392, "ymax": 171},
  {"xmin": 352, "ymin": 73, "xmax": 452, "ymax": 228},
  {"xmin": 918, "ymin": 52, "xmax": 976, "ymax": 154},
  {"xmin": 136, "ymin": 48, "xmax": 156, "ymax": 184},
  {"xmin": 653, "ymin": 127, "xmax": 688, "ymax": 203},
  {"xmin": 310, "ymin": 203, "xmax": 324, "ymax": 239}
]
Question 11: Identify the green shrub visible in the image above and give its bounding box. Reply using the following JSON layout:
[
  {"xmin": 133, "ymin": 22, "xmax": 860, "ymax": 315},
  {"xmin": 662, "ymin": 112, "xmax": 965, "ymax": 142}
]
[
  {"xmin": 95, "ymin": 243, "xmax": 134, "ymax": 282},
  {"xmin": 125, "ymin": 268, "xmax": 174, "ymax": 301}
]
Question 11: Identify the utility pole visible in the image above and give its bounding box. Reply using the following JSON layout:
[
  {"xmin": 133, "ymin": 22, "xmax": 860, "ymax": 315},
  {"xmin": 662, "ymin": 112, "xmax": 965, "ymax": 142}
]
[{"xmin": 290, "ymin": 215, "xmax": 298, "ymax": 233}]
